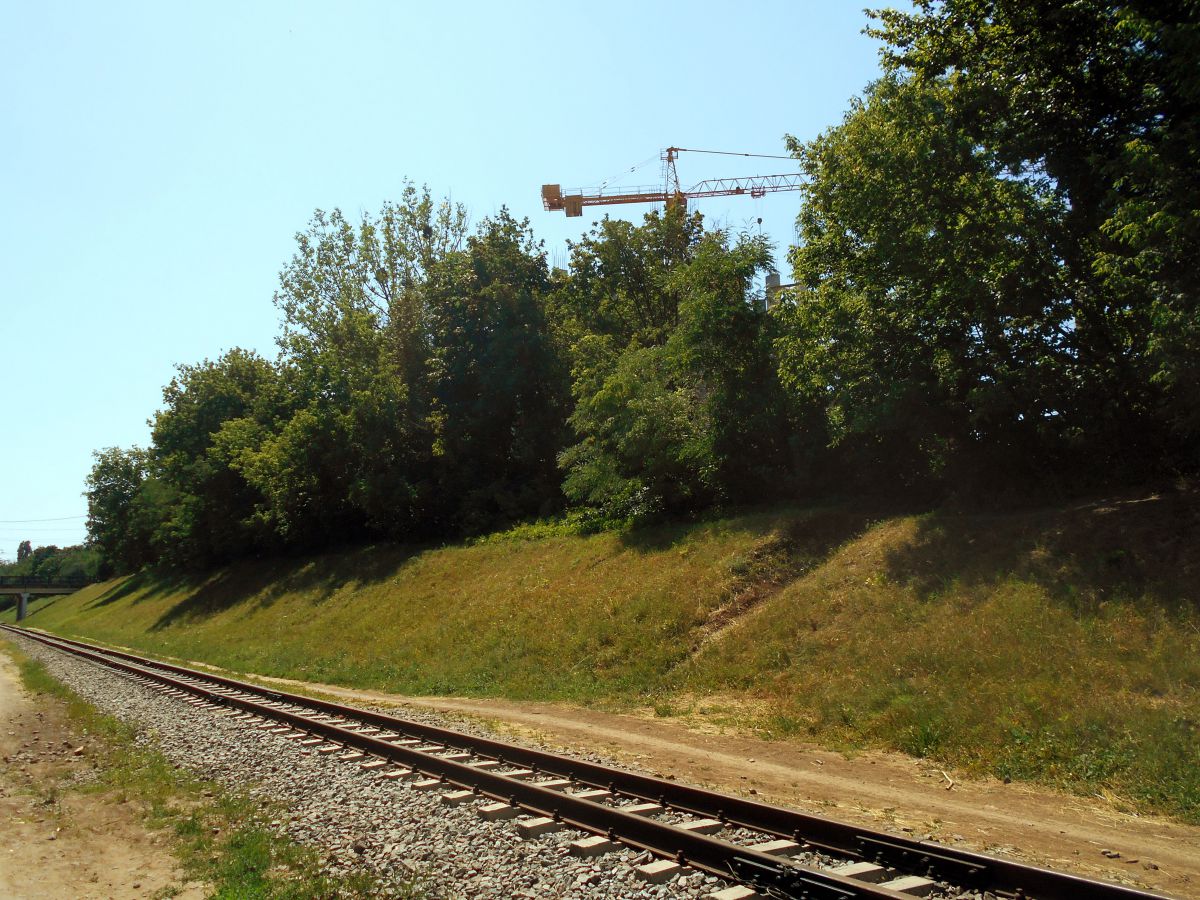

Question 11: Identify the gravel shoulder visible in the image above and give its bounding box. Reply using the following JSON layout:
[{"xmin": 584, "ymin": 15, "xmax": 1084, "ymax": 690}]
[
  {"xmin": 249, "ymin": 673, "xmax": 1200, "ymax": 898},
  {"xmin": 3, "ymin": 634, "xmax": 743, "ymax": 899},
  {"xmin": 0, "ymin": 646, "xmax": 203, "ymax": 900},
  {"xmin": 11, "ymin": 628, "xmax": 1196, "ymax": 899}
]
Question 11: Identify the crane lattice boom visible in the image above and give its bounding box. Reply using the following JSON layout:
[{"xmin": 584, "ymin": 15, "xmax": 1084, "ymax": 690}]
[{"xmin": 542, "ymin": 147, "xmax": 802, "ymax": 217}]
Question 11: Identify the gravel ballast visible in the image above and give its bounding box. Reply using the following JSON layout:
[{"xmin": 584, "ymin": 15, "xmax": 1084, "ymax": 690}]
[{"xmin": 6, "ymin": 633, "xmax": 740, "ymax": 899}]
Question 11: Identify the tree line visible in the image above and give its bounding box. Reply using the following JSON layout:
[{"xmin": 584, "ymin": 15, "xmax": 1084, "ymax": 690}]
[
  {"xmin": 86, "ymin": 1, "xmax": 1199, "ymax": 574},
  {"xmin": 0, "ymin": 542, "xmax": 101, "ymax": 581}
]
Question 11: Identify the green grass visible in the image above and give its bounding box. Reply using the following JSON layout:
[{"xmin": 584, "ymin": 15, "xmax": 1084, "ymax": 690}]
[
  {"xmin": 7, "ymin": 491, "xmax": 1200, "ymax": 824},
  {"xmin": 5, "ymin": 643, "xmax": 406, "ymax": 899},
  {"xmin": 7, "ymin": 508, "xmax": 827, "ymax": 701},
  {"xmin": 686, "ymin": 496, "xmax": 1200, "ymax": 821}
]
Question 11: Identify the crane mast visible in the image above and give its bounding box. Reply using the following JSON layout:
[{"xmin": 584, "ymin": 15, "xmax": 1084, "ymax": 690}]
[{"xmin": 542, "ymin": 146, "xmax": 802, "ymax": 217}]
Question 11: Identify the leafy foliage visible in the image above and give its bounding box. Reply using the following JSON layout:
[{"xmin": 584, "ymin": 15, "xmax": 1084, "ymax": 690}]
[
  {"xmin": 0, "ymin": 543, "xmax": 101, "ymax": 580},
  {"xmin": 425, "ymin": 209, "xmax": 569, "ymax": 532},
  {"xmin": 82, "ymin": 3, "xmax": 1200, "ymax": 571},
  {"xmin": 558, "ymin": 210, "xmax": 788, "ymax": 522},
  {"xmin": 151, "ymin": 349, "xmax": 282, "ymax": 566},
  {"xmin": 777, "ymin": 74, "xmax": 1078, "ymax": 492},
  {"xmin": 775, "ymin": 2, "xmax": 1200, "ymax": 493},
  {"xmin": 85, "ymin": 447, "xmax": 169, "ymax": 574}
]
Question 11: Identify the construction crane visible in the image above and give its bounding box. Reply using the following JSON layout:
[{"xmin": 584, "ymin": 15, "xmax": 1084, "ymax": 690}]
[{"xmin": 542, "ymin": 146, "xmax": 803, "ymax": 217}]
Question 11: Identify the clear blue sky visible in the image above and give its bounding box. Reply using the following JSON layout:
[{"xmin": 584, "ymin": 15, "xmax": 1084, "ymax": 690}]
[{"xmin": 0, "ymin": 1, "xmax": 885, "ymax": 561}]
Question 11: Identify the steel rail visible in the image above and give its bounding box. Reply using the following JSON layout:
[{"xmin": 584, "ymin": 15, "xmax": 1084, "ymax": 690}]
[
  {"xmin": 4, "ymin": 626, "xmax": 904, "ymax": 899},
  {"xmin": 3, "ymin": 625, "xmax": 1173, "ymax": 900}
]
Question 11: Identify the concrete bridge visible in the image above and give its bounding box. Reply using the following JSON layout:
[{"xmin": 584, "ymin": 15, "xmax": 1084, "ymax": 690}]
[{"xmin": 0, "ymin": 575, "xmax": 92, "ymax": 620}]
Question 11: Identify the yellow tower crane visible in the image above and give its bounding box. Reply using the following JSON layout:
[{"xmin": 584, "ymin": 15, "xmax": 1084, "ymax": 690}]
[{"xmin": 542, "ymin": 146, "xmax": 803, "ymax": 217}]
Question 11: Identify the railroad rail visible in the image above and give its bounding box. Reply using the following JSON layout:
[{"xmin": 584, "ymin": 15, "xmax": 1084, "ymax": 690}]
[{"xmin": 1, "ymin": 625, "xmax": 1171, "ymax": 900}]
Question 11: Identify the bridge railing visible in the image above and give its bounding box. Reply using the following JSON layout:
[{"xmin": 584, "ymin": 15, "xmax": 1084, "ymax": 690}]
[{"xmin": 0, "ymin": 575, "xmax": 94, "ymax": 589}]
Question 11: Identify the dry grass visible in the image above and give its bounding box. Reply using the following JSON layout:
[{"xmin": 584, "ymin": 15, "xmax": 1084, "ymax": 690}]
[
  {"xmin": 7, "ymin": 491, "xmax": 1199, "ymax": 822},
  {"xmin": 684, "ymin": 493, "xmax": 1200, "ymax": 821}
]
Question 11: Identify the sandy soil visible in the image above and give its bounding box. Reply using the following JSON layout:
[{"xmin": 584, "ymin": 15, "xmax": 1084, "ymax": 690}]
[
  {"xmin": 249, "ymin": 673, "xmax": 1198, "ymax": 898},
  {"xmin": 0, "ymin": 649, "xmax": 205, "ymax": 900}
]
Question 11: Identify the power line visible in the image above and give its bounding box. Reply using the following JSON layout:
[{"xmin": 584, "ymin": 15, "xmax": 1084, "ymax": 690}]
[
  {"xmin": 0, "ymin": 515, "xmax": 86, "ymax": 523},
  {"xmin": 0, "ymin": 529, "xmax": 88, "ymax": 536}
]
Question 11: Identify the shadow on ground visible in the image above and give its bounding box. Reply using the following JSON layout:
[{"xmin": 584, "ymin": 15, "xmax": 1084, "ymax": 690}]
[
  {"xmin": 883, "ymin": 486, "xmax": 1199, "ymax": 614},
  {"xmin": 136, "ymin": 543, "xmax": 424, "ymax": 632}
]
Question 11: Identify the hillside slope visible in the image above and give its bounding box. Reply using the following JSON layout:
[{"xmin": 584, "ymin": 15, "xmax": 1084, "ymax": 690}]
[{"xmin": 8, "ymin": 493, "xmax": 1199, "ymax": 823}]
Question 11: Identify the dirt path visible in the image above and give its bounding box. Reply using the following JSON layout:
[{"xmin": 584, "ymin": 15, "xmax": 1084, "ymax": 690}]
[
  {"xmin": 250, "ymin": 673, "xmax": 1197, "ymax": 898},
  {"xmin": 0, "ymin": 649, "xmax": 203, "ymax": 900}
]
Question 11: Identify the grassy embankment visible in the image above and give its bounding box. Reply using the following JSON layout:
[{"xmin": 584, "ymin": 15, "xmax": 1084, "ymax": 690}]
[
  {"xmin": 3, "ymin": 641, "xmax": 399, "ymax": 899},
  {"xmin": 6, "ymin": 491, "xmax": 1199, "ymax": 824}
]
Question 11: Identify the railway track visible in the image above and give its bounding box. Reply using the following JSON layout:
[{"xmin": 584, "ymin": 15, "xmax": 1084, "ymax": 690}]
[{"xmin": 2, "ymin": 625, "xmax": 1172, "ymax": 900}]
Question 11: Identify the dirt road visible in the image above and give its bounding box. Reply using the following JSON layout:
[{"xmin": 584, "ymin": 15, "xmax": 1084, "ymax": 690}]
[{"xmin": 0, "ymin": 649, "xmax": 202, "ymax": 899}]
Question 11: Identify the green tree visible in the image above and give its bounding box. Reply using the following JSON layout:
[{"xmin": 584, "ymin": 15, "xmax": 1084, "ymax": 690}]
[
  {"xmin": 14, "ymin": 544, "xmax": 99, "ymax": 580},
  {"xmin": 669, "ymin": 230, "xmax": 786, "ymax": 500},
  {"xmin": 557, "ymin": 210, "xmax": 788, "ymax": 520},
  {"xmin": 85, "ymin": 447, "xmax": 170, "ymax": 574},
  {"xmin": 867, "ymin": 0, "xmax": 1200, "ymax": 475},
  {"xmin": 777, "ymin": 74, "xmax": 1077, "ymax": 493},
  {"xmin": 425, "ymin": 209, "xmax": 569, "ymax": 532},
  {"xmin": 231, "ymin": 188, "xmax": 469, "ymax": 546},
  {"xmin": 549, "ymin": 209, "xmax": 705, "ymax": 349},
  {"xmin": 150, "ymin": 349, "xmax": 282, "ymax": 566},
  {"xmin": 560, "ymin": 343, "xmax": 716, "ymax": 520},
  {"xmin": 16, "ymin": 540, "xmax": 31, "ymax": 563}
]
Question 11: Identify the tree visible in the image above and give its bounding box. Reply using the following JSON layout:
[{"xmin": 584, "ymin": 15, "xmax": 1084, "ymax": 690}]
[
  {"xmin": 425, "ymin": 209, "xmax": 570, "ymax": 532},
  {"xmin": 865, "ymin": 0, "xmax": 1200, "ymax": 476},
  {"xmin": 549, "ymin": 209, "xmax": 705, "ymax": 349},
  {"xmin": 777, "ymin": 74, "xmax": 1078, "ymax": 493},
  {"xmin": 230, "ymin": 189, "xmax": 470, "ymax": 546},
  {"xmin": 668, "ymin": 230, "xmax": 786, "ymax": 500},
  {"xmin": 0, "ymin": 543, "xmax": 99, "ymax": 579},
  {"xmin": 557, "ymin": 209, "xmax": 790, "ymax": 520},
  {"xmin": 150, "ymin": 349, "xmax": 282, "ymax": 566},
  {"xmin": 275, "ymin": 185, "xmax": 468, "ymax": 393},
  {"xmin": 85, "ymin": 447, "xmax": 169, "ymax": 573}
]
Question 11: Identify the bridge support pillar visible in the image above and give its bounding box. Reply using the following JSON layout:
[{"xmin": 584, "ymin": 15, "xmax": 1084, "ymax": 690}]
[{"xmin": 16, "ymin": 593, "xmax": 29, "ymax": 621}]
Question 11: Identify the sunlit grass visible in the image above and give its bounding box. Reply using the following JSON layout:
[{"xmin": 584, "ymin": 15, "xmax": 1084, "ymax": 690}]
[{"xmin": 7, "ymin": 492, "xmax": 1199, "ymax": 823}]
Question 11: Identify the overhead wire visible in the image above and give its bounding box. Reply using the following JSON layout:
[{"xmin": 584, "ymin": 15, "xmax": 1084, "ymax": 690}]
[
  {"xmin": 1, "ymin": 528, "xmax": 88, "ymax": 535},
  {"xmin": 0, "ymin": 515, "xmax": 86, "ymax": 523}
]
